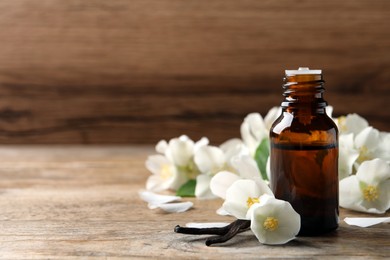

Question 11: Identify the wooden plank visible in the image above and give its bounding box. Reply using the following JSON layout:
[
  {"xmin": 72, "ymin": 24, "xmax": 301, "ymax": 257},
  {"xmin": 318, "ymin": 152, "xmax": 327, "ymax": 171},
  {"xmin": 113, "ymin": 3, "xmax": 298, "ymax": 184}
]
[
  {"xmin": 0, "ymin": 0, "xmax": 388, "ymax": 143},
  {"xmin": 0, "ymin": 92, "xmax": 387, "ymax": 144},
  {"xmin": 0, "ymin": 146, "xmax": 388, "ymax": 258},
  {"xmin": 0, "ymin": 0, "xmax": 388, "ymax": 91}
]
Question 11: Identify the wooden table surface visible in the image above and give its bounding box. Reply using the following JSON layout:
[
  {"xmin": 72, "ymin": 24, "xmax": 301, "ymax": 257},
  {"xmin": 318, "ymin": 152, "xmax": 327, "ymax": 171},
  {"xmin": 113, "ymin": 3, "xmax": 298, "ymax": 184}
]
[{"xmin": 0, "ymin": 146, "xmax": 388, "ymax": 259}]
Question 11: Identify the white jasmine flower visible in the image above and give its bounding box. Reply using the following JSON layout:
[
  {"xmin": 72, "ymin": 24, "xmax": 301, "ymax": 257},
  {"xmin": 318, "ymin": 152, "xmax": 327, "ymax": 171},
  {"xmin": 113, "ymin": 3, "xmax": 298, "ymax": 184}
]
[
  {"xmin": 338, "ymin": 133, "xmax": 360, "ymax": 179},
  {"xmin": 193, "ymin": 142, "xmax": 248, "ymax": 200},
  {"xmin": 192, "ymin": 145, "xmax": 227, "ymax": 199},
  {"xmin": 340, "ymin": 158, "xmax": 390, "ymax": 214},
  {"xmin": 248, "ymin": 195, "xmax": 300, "ymax": 245},
  {"xmin": 335, "ymin": 113, "xmax": 368, "ymax": 135},
  {"xmin": 145, "ymin": 155, "xmax": 187, "ymax": 191},
  {"xmin": 194, "ymin": 145, "xmax": 226, "ymax": 175},
  {"xmin": 156, "ymin": 135, "xmax": 208, "ymax": 168},
  {"xmin": 149, "ymin": 135, "xmax": 208, "ymax": 193},
  {"xmin": 222, "ymin": 179, "xmax": 274, "ymax": 220},
  {"xmin": 240, "ymin": 113, "xmax": 268, "ymax": 157}
]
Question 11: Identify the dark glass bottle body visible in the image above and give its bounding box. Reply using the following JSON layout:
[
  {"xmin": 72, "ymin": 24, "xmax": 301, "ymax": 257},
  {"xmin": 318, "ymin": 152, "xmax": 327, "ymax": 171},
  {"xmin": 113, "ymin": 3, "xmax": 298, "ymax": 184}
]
[{"xmin": 270, "ymin": 71, "xmax": 339, "ymax": 236}]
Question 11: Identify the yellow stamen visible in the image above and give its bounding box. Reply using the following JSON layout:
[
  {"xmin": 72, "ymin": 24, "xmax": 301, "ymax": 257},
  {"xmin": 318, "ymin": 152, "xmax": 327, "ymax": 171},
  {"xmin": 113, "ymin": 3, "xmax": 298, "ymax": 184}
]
[
  {"xmin": 246, "ymin": 197, "xmax": 260, "ymax": 208},
  {"xmin": 263, "ymin": 217, "xmax": 279, "ymax": 231},
  {"xmin": 362, "ymin": 185, "xmax": 379, "ymax": 202},
  {"xmin": 357, "ymin": 146, "xmax": 371, "ymax": 163},
  {"xmin": 161, "ymin": 164, "xmax": 173, "ymax": 180}
]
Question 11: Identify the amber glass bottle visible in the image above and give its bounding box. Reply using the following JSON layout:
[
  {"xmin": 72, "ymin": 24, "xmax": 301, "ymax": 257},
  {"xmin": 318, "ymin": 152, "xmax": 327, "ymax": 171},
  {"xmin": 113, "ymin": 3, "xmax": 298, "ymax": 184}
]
[{"xmin": 270, "ymin": 67, "xmax": 338, "ymax": 236}]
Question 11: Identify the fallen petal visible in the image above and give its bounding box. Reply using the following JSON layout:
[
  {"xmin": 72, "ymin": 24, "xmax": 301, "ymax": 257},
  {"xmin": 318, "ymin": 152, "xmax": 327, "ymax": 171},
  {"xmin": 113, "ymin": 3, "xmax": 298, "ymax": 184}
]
[
  {"xmin": 185, "ymin": 222, "xmax": 230, "ymax": 228},
  {"xmin": 150, "ymin": 201, "xmax": 193, "ymax": 213},
  {"xmin": 216, "ymin": 206, "xmax": 231, "ymax": 216},
  {"xmin": 139, "ymin": 190, "xmax": 181, "ymax": 205},
  {"xmin": 344, "ymin": 217, "xmax": 390, "ymax": 228}
]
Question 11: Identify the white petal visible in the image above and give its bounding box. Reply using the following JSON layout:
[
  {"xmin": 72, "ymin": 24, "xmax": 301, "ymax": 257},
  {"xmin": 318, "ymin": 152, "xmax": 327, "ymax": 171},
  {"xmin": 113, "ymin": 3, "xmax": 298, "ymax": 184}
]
[
  {"xmin": 355, "ymin": 127, "xmax": 380, "ymax": 151},
  {"xmin": 220, "ymin": 138, "xmax": 243, "ymax": 152},
  {"xmin": 194, "ymin": 146, "xmax": 225, "ymax": 174},
  {"xmin": 179, "ymin": 135, "xmax": 190, "ymax": 141},
  {"xmin": 185, "ymin": 222, "xmax": 230, "ymax": 228},
  {"xmin": 240, "ymin": 113, "xmax": 267, "ymax": 156},
  {"xmin": 145, "ymin": 175, "xmax": 169, "ymax": 192},
  {"xmin": 168, "ymin": 137, "xmax": 194, "ymax": 166},
  {"xmin": 264, "ymin": 106, "xmax": 282, "ymax": 131},
  {"xmin": 250, "ymin": 197, "xmax": 300, "ymax": 245},
  {"xmin": 338, "ymin": 114, "xmax": 369, "ymax": 135},
  {"xmin": 150, "ymin": 201, "xmax": 193, "ymax": 213},
  {"xmin": 231, "ymin": 155, "xmax": 261, "ymax": 180},
  {"xmin": 145, "ymin": 155, "xmax": 170, "ymax": 176},
  {"xmin": 356, "ymin": 158, "xmax": 390, "ymax": 185},
  {"xmin": 195, "ymin": 174, "xmax": 217, "ymax": 199},
  {"xmin": 344, "ymin": 217, "xmax": 390, "ymax": 228},
  {"xmin": 156, "ymin": 140, "xmax": 168, "ymax": 154},
  {"xmin": 194, "ymin": 137, "xmax": 209, "ymax": 152},
  {"xmin": 216, "ymin": 206, "xmax": 231, "ymax": 216},
  {"xmin": 339, "ymin": 176, "xmax": 362, "ymax": 210},
  {"xmin": 220, "ymin": 138, "xmax": 249, "ymax": 164},
  {"xmin": 209, "ymin": 171, "xmax": 240, "ymax": 199},
  {"xmin": 246, "ymin": 194, "xmax": 274, "ymax": 219},
  {"xmin": 138, "ymin": 190, "xmax": 181, "ymax": 205},
  {"xmin": 377, "ymin": 132, "xmax": 390, "ymax": 162},
  {"xmin": 223, "ymin": 200, "xmax": 250, "ymax": 220},
  {"xmin": 339, "ymin": 134, "xmax": 359, "ymax": 179},
  {"xmin": 253, "ymin": 177, "xmax": 274, "ymax": 197}
]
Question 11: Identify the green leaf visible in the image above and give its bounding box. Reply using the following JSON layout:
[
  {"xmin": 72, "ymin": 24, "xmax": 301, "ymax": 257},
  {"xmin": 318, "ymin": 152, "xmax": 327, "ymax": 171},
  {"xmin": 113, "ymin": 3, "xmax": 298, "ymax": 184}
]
[
  {"xmin": 176, "ymin": 179, "xmax": 196, "ymax": 197},
  {"xmin": 254, "ymin": 138, "xmax": 270, "ymax": 181}
]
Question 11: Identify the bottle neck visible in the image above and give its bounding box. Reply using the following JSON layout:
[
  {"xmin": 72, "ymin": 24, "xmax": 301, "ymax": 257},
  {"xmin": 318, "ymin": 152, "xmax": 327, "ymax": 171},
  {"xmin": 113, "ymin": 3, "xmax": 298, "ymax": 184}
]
[{"xmin": 281, "ymin": 74, "xmax": 327, "ymax": 114}]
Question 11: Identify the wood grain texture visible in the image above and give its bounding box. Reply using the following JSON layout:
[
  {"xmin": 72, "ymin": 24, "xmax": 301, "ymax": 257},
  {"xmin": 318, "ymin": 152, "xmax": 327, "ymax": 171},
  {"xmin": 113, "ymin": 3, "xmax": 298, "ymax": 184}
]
[
  {"xmin": 0, "ymin": 0, "xmax": 389, "ymax": 144},
  {"xmin": 0, "ymin": 146, "xmax": 388, "ymax": 258}
]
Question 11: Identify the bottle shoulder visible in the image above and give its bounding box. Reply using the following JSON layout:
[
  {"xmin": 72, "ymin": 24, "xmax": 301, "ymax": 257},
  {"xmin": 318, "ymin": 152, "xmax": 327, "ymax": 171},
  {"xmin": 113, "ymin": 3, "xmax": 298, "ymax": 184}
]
[{"xmin": 270, "ymin": 112, "xmax": 338, "ymax": 145}]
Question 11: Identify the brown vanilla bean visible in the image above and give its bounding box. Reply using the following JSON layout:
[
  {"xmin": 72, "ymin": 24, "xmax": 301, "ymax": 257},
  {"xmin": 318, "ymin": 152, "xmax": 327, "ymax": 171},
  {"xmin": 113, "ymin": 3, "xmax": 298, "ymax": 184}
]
[
  {"xmin": 174, "ymin": 219, "xmax": 251, "ymax": 247},
  {"xmin": 205, "ymin": 220, "xmax": 250, "ymax": 246}
]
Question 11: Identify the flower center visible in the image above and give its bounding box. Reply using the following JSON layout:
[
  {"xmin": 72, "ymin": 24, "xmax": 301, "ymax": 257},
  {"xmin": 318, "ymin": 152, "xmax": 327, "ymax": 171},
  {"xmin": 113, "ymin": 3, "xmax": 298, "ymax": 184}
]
[
  {"xmin": 358, "ymin": 146, "xmax": 371, "ymax": 163},
  {"xmin": 263, "ymin": 217, "xmax": 279, "ymax": 231},
  {"xmin": 246, "ymin": 197, "xmax": 259, "ymax": 208},
  {"xmin": 161, "ymin": 164, "xmax": 173, "ymax": 180},
  {"xmin": 362, "ymin": 185, "xmax": 379, "ymax": 202}
]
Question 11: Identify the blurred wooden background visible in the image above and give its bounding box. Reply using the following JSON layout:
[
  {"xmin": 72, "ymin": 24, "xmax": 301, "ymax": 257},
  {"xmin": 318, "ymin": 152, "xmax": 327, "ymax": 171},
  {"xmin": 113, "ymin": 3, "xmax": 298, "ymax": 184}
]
[{"xmin": 0, "ymin": 0, "xmax": 388, "ymax": 144}]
